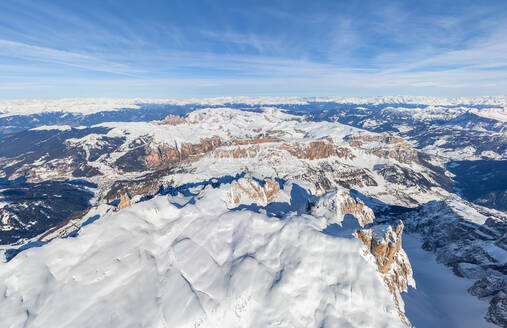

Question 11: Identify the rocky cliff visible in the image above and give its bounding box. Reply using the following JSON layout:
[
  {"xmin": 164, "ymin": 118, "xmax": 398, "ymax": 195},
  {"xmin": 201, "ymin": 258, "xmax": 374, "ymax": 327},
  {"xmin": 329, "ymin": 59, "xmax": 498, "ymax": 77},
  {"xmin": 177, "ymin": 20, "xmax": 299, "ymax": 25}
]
[
  {"xmin": 226, "ymin": 177, "xmax": 281, "ymax": 207},
  {"xmin": 355, "ymin": 221, "xmax": 415, "ymax": 327},
  {"xmin": 345, "ymin": 134, "xmax": 419, "ymax": 164},
  {"xmin": 311, "ymin": 189, "xmax": 415, "ymax": 326}
]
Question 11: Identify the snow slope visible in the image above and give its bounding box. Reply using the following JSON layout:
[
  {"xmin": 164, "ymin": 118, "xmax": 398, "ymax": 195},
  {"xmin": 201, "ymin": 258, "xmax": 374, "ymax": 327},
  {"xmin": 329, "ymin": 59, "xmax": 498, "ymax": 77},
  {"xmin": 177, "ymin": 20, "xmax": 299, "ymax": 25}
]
[
  {"xmin": 0, "ymin": 188, "xmax": 407, "ymax": 328},
  {"xmin": 402, "ymin": 234, "xmax": 495, "ymax": 328},
  {"xmin": 96, "ymin": 107, "xmax": 361, "ymax": 146}
]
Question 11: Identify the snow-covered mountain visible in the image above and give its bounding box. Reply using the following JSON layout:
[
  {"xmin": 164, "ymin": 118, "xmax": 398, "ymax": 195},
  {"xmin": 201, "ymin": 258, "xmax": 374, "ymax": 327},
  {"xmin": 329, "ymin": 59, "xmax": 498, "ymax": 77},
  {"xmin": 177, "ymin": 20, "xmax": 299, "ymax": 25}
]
[
  {"xmin": 0, "ymin": 98, "xmax": 505, "ymax": 327},
  {"xmin": 0, "ymin": 107, "xmax": 455, "ymax": 243},
  {"xmin": 0, "ymin": 187, "xmax": 416, "ymax": 328},
  {"xmin": 0, "ymin": 96, "xmax": 505, "ymax": 118}
]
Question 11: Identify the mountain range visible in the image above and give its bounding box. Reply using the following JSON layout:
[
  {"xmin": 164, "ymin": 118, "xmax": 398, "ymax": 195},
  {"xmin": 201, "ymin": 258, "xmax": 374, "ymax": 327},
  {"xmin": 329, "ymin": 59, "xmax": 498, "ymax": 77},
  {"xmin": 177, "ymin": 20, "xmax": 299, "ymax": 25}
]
[{"xmin": 0, "ymin": 97, "xmax": 505, "ymax": 327}]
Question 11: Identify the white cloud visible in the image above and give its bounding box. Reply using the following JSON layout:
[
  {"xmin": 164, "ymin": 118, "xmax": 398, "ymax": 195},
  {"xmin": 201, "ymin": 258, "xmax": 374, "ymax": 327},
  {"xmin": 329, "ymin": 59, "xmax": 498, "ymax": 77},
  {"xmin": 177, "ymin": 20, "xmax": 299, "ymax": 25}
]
[{"xmin": 0, "ymin": 39, "xmax": 139, "ymax": 75}]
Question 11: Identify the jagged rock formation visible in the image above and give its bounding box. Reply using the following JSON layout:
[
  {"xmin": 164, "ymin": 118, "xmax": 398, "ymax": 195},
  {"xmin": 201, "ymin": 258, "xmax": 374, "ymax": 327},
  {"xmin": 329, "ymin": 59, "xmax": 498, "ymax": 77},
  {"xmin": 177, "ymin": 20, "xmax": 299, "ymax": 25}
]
[
  {"xmin": 468, "ymin": 273, "xmax": 507, "ymax": 326},
  {"xmin": 116, "ymin": 193, "xmax": 132, "ymax": 209},
  {"xmin": 355, "ymin": 221, "xmax": 415, "ymax": 327},
  {"xmin": 226, "ymin": 178, "xmax": 281, "ymax": 207},
  {"xmin": 310, "ymin": 188, "xmax": 415, "ymax": 326},
  {"xmin": 373, "ymin": 163, "xmax": 436, "ymax": 188},
  {"xmin": 105, "ymin": 174, "xmax": 164, "ymax": 203},
  {"xmin": 311, "ymin": 189, "xmax": 375, "ymax": 227}
]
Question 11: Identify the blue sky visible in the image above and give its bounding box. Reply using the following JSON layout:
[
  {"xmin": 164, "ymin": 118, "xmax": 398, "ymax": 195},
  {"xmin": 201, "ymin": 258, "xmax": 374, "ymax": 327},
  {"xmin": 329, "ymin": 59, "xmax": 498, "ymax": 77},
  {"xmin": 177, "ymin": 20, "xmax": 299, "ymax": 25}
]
[{"xmin": 0, "ymin": 0, "xmax": 506, "ymax": 98}]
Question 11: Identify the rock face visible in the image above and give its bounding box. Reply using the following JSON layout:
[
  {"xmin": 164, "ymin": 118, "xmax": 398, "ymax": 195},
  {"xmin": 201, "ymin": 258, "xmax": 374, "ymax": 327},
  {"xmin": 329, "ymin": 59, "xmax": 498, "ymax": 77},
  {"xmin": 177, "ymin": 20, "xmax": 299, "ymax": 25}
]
[
  {"xmin": 116, "ymin": 194, "xmax": 132, "ymax": 209},
  {"xmin": 346, "ymin": 135, "xmax": 406, "ymax": 147},
  {"xmin": 226, "ymin": 178, "xmax": 281, "ymax": 207},
  {"xmin": 146, "ymin": 136, "xmax": 222, "ymax": 169},
  {"xmin": 346, "ymin": 134, "xmax": 419, "ymax": 164},
  {"xmin": 157, "ymin": 114, "xmax": 187, "ymax": 125},
  {"xmin": 283, "ymin": 138, "xmax": 354, "ymax": 160},
  {"xmin": 104, "ymin": 168, "xmax": 171, "ymax": 202},
  {"xmin": 310, "ymin": 187, "xmax": 415, "ymax": 326},
  {"xmin": 144, "ymin": 137, "xmax": 354, "ymax": 170},
  {"xmin": 355, "ymin": 221, "xmax": 415, "ymax": 327},
  {"xmin": 207, "ymin": 138, "xmax": 354, "ymax": 163},
  {"xmin": 486, "ymin": 293, "xmax": 507, "ymax": 327},
  {"xmin": 469, "ymin": 273, "xmax": 507, "ymax": 327},
  {"xmin": 311, "ymin": 189, "xmax": 375, "ymax": 227}
]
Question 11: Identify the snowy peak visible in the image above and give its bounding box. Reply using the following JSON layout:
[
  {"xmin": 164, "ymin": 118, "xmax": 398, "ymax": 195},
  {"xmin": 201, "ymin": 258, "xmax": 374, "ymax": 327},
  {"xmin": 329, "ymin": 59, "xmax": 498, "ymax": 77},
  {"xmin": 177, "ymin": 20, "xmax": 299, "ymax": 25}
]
[
  {"xmin": 311, "ymin": 189, "xmax": 375, "ymax": 227},
  {"xmin": 1, "ymin": 96, "xmax": 506, "ymax": 118},
  {"xmin": 0, "ymin": 189, "xmax": 410, "ymax": 328}
]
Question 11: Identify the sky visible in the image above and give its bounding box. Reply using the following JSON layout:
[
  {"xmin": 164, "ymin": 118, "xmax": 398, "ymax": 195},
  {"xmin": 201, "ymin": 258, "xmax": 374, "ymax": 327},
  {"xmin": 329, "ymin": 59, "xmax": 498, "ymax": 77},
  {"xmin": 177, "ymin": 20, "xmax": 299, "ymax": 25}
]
[{"xmin": 0, "ymin": 0, "xmax": 507, "ymax": 99}]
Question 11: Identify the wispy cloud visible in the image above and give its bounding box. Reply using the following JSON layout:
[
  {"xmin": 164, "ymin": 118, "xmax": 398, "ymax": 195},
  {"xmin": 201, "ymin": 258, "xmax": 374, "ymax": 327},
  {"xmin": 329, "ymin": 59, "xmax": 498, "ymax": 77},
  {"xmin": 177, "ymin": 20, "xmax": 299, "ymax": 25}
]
[
  {"xmin": 0, "ymin": 39, "xmax": 139, "ymax": 75},
  {"xmin": 0, "ymin": 0, "xmax": 506, "ymax": 98}
]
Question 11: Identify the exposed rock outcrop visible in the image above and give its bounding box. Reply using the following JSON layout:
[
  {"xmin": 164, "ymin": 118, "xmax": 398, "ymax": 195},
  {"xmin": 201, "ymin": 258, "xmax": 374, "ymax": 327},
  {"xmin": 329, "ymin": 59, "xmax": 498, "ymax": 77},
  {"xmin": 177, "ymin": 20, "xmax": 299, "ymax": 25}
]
[
  {"xmin": 311, "ymin": 189, "xmax": 375, "ymax": 227},
  {"xmin": 116, "ymin": 193, "xmax": 132, "ymax": 209},
  {"xmin": 146, "ymin": 136, "xmax": 222, "ymax": 169},
  {"xmin": 157, "ymin": 114, "xmax": 187, "ymax": 125},
  {"xmin": 105, "ymin": 168, "xmax": 173, "ymax": 202},
  {"xmin": 355, "ymin": 220, "xmax": 415, "ymax": 327},
  {"xmin": 346, "ymin": 135, "xmax": 406, "ymax": 147},
  {"xmin": 346, "ymin": 134, "xmax": 419, "ymax": 163},
  {"xmin": 486, "ymin": 292, "xmax": 507, "ymax": 327},
  {"xmin": 226, "ymin": 178, "xmax": 281, "ymax": 207},
  {"xmin": 210, "ymin": 139, "xmax": 354, "ymax": 161},
  {"xmin": 232, "ymin": 138, "xmax": 280, "ymax": 145},
  {"xmin": 282, "ymin": 138, "xmax": 354, "ymax": 160}
]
